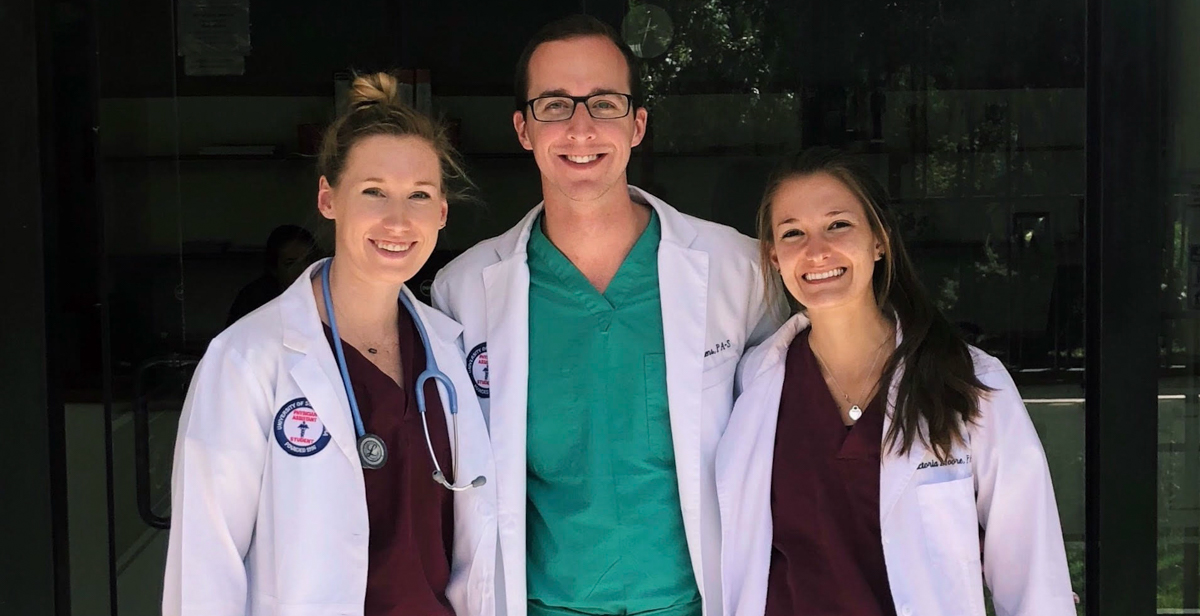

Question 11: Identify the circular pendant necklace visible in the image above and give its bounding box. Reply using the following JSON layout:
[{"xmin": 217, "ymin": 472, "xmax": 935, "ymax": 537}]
[{"xmin": 812, "ymin": 334, "xmax": 891, "ymax": 423}]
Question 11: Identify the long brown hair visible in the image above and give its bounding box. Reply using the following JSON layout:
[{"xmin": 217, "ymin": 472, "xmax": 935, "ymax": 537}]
[{"xmin": 756, "ymin": 147, "xmax": 991, "ymax": 460}]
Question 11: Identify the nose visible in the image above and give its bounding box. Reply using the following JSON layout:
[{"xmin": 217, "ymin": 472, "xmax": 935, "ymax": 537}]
[
  {"xmin": 565, "ymin": 102, "xmax": 597, "ymax": 140},
  {"xmin": 802, "ymin": 234, "xmax": 831, "ymax": 262},
  {"xmin": 380, "ymin": 205, "xmax": 414, "ymax": 231}
]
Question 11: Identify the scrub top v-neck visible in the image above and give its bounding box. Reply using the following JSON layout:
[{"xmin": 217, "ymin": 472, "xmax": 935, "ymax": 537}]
[{"xmin": 525, "ymin": 210, "xmax": 701, "ymax": 616}]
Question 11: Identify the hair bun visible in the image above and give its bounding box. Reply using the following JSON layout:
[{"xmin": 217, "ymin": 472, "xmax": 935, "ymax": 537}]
[{"xmin": 349, "ymin": 72, "xmax": 401, "ymax": 110}]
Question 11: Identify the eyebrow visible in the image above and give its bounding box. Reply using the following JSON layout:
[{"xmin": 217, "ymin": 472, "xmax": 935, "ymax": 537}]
[
  {"xmin": 775, "ymin": 211, "xmax": 854, "ymax": 225},
  {"xmin": 535, "ymin": 87, "xmax": 622, "ymax": 98},
  {"xmin": 361, "ymin": 177, "xmax": 439, "ymax": 188}
]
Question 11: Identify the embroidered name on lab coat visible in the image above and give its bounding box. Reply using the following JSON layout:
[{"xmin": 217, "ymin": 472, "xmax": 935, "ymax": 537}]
[
  {"xmin": 704, "ymin": 339, "xmax": 732, "ymax": 358},
  {"xmin": 916, "ymin": 454, "xmax": 971, "ymax": 470}
]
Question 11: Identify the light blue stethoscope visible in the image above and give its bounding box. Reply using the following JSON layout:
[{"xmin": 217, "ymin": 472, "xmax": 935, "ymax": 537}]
[{"xmin": 321, "ymin": 259, "xmax": 485, "ymax": 491}]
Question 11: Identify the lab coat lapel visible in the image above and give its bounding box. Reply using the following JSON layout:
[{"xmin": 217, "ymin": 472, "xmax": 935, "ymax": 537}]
[
  {"xmin": 879, "ymin": 326, "xmax": 924, "ymax": 525},
  {"xmin": 279, "ymin": 260, "xmax": 361, "ymax": 469},
  {"xmin": 481, "ymin": 256, "xmax": 530, "ymax": 495},
  {"xmin": 649, "ymin": 191, "xmax": 711, "ymax": 585},
  {"xmin": 290, "ymin": 357, "xmax": 361, "ymax": 468},
  {"xmin": 481, "ymin": 228, "xmax": 533, "ymax": 616}
]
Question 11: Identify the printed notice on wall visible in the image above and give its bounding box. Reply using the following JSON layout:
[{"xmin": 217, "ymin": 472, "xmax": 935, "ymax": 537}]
[
  {"xmin": 184, "ymin": 55, "xmax": 246, "ymax": 76},
  {"xmin": 178, "ymin": 0, "xmax": 251, "ymax": 76}
]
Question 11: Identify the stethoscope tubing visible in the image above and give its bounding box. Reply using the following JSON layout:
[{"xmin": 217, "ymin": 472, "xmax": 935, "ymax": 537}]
[{"xmin": 321, "ymin": 259, "xmax": 484, "ymax": 490}]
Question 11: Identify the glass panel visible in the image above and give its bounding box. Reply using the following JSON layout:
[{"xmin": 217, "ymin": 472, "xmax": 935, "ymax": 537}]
[
  {"xmin": 624, "ymin": 1, "xmax": 1086, "ymax": 613},
  {"xmin": 77, "ymin": 1, "xmax": 1091, "ymax": 614},
  {"xmin": 96, "ymin": 75, "xmax": 188, "ymax": 616},
  {"xmin": 66, "ymin": 2, "xmax": 191, "ymax": 610},
  {"xmin": 1160, "ymin": 3, "xmax": 1200, "ymax": 608}
]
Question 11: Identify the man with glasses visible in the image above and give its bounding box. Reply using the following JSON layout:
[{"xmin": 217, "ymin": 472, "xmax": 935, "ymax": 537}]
[{"xmin": 433, "ymin": 14, "xmax": 780, "ymax": 616}]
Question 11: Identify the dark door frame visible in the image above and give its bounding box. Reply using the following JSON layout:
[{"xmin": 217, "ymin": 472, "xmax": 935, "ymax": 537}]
[
  {"xmin": 1, "ymin": 0, "xmax": 71, "ymax": 614},
  {"xmin": 12, "ymin": 0, "xmax": 1177, "ymax": 614},
  {"xmin": 1084, "ymin": 0, "xmax": 1164, "ymax": 613}
]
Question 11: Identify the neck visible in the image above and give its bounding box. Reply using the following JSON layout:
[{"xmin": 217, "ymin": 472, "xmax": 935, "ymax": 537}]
[
  {"xmin": 807, "ymin": 298, "xmax": 894, "ymax": 371},
  {"xmin": 540, "ymin": 181, "xmax": 650, "ymax": 291},
  {"xmin": 541, "ymin": 179, "xmax": 645, "ymax": 241},
  {"xmin": 314, "ymin": 258, "xmax": 401, "ymax": 335}
]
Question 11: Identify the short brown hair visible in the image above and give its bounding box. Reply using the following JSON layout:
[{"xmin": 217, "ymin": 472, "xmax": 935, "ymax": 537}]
[{"xmin": 513, "ymin": 15, "xmax": 642, "ymax": 113}]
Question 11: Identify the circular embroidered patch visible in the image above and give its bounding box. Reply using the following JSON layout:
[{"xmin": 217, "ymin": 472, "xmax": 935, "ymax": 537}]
[
  {"xmin": 273, "ymin": 398, "xmax": 332, "ymax": 457},
  {"xmin": 466, "ymin": 342, "xmax": 490, "ymax": 398}
]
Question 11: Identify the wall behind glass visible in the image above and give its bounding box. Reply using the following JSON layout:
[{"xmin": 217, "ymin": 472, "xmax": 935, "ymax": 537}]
[
  {"xmin": 1160, "ymin": 0, "xmax": 1200, "ymax": 611},
  {"xmin": 85, "ymin": 1, "xmax": 1089, "ymax": 613},
  {"xmin": 620, "ymin": 1, "xmax": 1086, "ymax": 611}
]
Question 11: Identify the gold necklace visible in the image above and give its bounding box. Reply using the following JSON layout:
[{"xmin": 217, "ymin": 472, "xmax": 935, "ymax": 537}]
[{"xmin": 811, "ymin": 334, "xmax": 891, "ymax": 422}]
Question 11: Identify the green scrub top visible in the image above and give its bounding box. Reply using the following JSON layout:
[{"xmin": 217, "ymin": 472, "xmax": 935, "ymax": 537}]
[{"xmin": 525, "ymin": 209, "xmax": 701, "ymax": 616}]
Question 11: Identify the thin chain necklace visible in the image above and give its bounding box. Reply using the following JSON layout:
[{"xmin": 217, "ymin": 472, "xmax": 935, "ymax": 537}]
[{"xmin": 811, "ymin": 332, "xmax": 892, "ymax": 423}]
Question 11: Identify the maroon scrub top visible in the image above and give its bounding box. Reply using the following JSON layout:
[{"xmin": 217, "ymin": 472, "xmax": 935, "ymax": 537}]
[
  {"xmin": 765, "ymin": 329, "xmax": 897, "ymax": 616},
  {"xmin": 324, "ymin": 303, "xmax": 456, "ymax": 616}
]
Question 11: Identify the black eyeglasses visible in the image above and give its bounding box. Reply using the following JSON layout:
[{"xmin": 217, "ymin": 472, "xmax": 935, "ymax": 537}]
[{"xmin": 525, "ymin": 93, "xmax": 634, "ymax": 122}]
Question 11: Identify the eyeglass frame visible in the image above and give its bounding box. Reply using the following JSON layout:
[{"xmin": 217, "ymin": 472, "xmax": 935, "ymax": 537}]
[{"xmin": 523, "ymin": 93, "xmax": 637, "ymax": 122}]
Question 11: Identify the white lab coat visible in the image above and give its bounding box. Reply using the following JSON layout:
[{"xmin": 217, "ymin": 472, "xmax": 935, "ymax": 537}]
[
  {"xmin": 163, "ymin": 259, "xmax": 498, "ymax": 616},
  {"xmin": 431, "ymin": 186, "xmax": 783, "ymax": 616},
  {"xmin": 716, "ymin": 314, "xmax": 1076, "ymax": 616}
]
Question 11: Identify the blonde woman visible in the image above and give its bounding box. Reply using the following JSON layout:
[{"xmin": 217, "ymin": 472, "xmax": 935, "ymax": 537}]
[{"xmin": 163, "ymin": 73, "xmax": 497, "ymax": 616}]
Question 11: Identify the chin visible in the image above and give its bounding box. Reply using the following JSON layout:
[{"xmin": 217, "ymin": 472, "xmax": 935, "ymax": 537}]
[
  {"xmin": 369, "ymin": 262, "xmax": 419, "ymax": 285},
  {"xmin": 803, "ymin": 291, "xmax": 878, "ymax": 315},
  {"xmin": 566, "ymin": 179, "xmax": 624, "ymax": 203}
]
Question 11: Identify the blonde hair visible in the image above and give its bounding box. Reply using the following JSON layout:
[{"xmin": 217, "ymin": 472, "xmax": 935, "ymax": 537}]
[{"xmin": 318, "ymin": 72, "xmax": 472, "ymax": 201}]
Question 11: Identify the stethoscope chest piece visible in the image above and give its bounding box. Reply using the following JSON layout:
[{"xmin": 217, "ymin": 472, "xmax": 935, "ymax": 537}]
[
  {"xmin": 357, "ymin": 433, "xmax": 388, "ymax": 470},
  {"xmin": 321, "ymin": 258, "xmax": 484, "ymax": 490}
]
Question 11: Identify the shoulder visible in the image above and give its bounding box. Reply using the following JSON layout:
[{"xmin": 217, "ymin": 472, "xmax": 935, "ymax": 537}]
[
  {"xmin": 212, "ymin": 294, "xmax": 291, "ymax": 364},
  {"xmin": 678, "ymin": 212, "xmax": 761, "ymax": 265},
  {"xmin": 967, "ymin": 345, "xmax": 1016, "ymax": 389},
  {"xmin": 737, "ymin": 339, "xmax": 778, "ymax": 389},
  {"xmin": 960, "ymin": 345, "xmax": 1041, "ymax": 442},
  {"xmin": 433, "ymin": 207, "xmax": 539, "ymax": 300},
  {"xmin": 431, "ymin": 237, "xmax": 506, "ymax": 318},
  {"xmin": 437, "ymin": 236, "xmax": 505, "ymax": 283},
  {"xmin": 636, "ymin": 186, "xmax": 761, "ymax": 269},
  {"xmin": 737, "ymin": 314, "xmax": 810, "ymax": 389}
]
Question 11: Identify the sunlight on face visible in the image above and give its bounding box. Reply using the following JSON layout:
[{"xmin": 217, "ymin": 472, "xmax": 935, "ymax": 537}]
[
  {"xmin": 770, "ymin": 173, "xmax": 884, "ymax": 315},
  {"xmin": 318, "ymin": 134, "xmax": 448, "ymax": 287},
  {"xmin": 513, "ymin": 35, "xmax": 647, "ymax": 205}
]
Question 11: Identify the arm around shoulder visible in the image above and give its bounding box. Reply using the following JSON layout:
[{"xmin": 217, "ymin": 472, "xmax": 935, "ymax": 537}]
[{"xmin": 431, "ymin": 268, "xmax": 459, "ymax": 321}]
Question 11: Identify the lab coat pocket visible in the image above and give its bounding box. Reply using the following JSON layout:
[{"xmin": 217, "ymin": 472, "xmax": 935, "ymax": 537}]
[
  {"xmin": 274, "ymin": 604, "xmax": 361, "ymax": 616},
  {"xmin": 916, "ymin": 476, "xmax": 986, "ymax": 616},
  {"xmin": 248, "ymin": 592, "xmax": 276, "ymax": 616},
  {"xmin": 645, "ymin": 353, "xmax": 673, "ymax": 462},
  {"xmin": 465, "ymin": 505, "xmax": 498, "ymax": 616},
  {"xmin": 702, "ymin": 355, "xmax": 738, "ymax": 391}
]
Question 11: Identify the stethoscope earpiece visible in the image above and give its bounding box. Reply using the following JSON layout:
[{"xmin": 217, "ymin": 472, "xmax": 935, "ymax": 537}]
[{"xmin": 433, "ymin": 470, "xmax": 487, "ymax": 491}]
